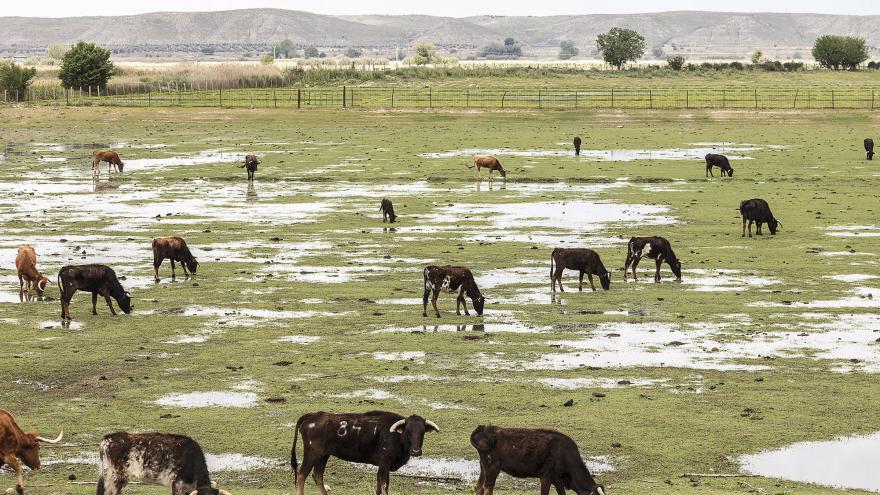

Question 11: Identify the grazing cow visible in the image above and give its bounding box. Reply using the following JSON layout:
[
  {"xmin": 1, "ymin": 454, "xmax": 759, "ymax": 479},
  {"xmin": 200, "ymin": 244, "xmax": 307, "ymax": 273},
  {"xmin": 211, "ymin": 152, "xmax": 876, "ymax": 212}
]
[
  {"xmin": 97, "ymin": 432, "xmax": 231, "ymax": 495},
  {"xmin": 380, "ymin": 198, "xmax": 397, "ymax": 223},
  {"xmin": 624, "ymin": 237, "xmax": 682, "ymax": 282},
  {"xmin": 57, "ymin": 264, "xmax": 131, "ymax": 320},
  {"xmin": 422, "ymin": 265, "xmax": 485, "ymax": 317},
  {"xmin": 740, "ymin": 198, "xmax": 781, "ymax": 237},
  {"xmin": 573, "ymin": 136, "xmax": 582, "ymax": 156},
  {"xmin": 865, "ymin": 138, "xmax": 874, "ymax": 160},
  {"xmin": 470, "ymin": 156, "xmax": 507, "ymax": 181},
  {"xmin": 152, "ymin": 236, "xmax": 199, "ymax": 281},
  {"xmin": 550, "ymin": 248, "xmax": 611, "ymax": 292},
  {"xmin": 93, "ymin": 150, "xmax": 124, "ymax": 174},
  {"xmin": 704, "ymin": 153, "xmax": 733, "ymax": 177},
  {"xmin": 291, "ymin": 411, "xmax": 439, "ymax": 495},
  {"xmin": 15, "ymin": 245, "xmax": 49, "ymax": 296},
  {"xmin": 470, "ymin": 425, "xmax": 605, "ymax": 495},
  {"xmin": 0, "ymin": 410, "xmax": 63, "ymax": 495},
  {"xmin": 239, "ymin": 155, "xmax": 260, "ymax": 181}
]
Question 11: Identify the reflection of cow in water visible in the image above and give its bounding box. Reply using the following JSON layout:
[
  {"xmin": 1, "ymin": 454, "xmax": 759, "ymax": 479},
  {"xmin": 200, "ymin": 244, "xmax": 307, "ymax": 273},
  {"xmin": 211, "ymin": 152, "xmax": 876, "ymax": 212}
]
[
  {"xmin": 423, "ymin": 266, "xmax": 485, "ymax": 317},
  {"xmin": 624, "ymin": 237, "xmax": 682, "ymax": 282},
  {"xmin": 469, "ymin": 156, "xmax": 506, "ymax": 181},
  {"xmin": 865, "ymin": 138, "xmax": 874, "ymax": 160},
  {"xmin": 380, "ymin": 198, "xmax": 397, "ymax": 223},
  {"xmin": 573, "ymin": 136, "xmax": 582, "ymax": 156},
  {"xmin": 705, "ymin": 153, "xmax": 733, "ymax": 177},
  {"xmin": 239, "ymin": 154, "xmax": 260, "ymax": 181},
  {"xmin": 93, "ymin": 150, "xmax": 124, "ymax": 174}
]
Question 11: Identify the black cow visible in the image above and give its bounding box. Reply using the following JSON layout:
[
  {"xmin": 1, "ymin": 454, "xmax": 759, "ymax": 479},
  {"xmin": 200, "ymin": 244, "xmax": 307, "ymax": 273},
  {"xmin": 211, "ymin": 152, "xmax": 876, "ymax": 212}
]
[
  {"xmin": 380, "ymin": 198, "xmax": 397, "ymax": 223},
  {"xmin": 423, "ymin": 265, "xmax": 485, "ymax": 317},
  {"xmin": 239, "ymin": 155, "xmax": 260, "ymax": 181},
  {"xmin": 291, "ymin": 411, "xmax": 439, "ymax": 495},
  {"xmin": 705, "ymin": 153, "xmax": 734, "ymax": 177},
  {"xmin": 865, "ymin": 138, "xmax": 874, "ymax": 160},
  {"xmin": 470, "ymin": 425, "xmax": 605, "ymax": 495},
  {"xmin": 550, "ymin": 248, "xmax": 611, "ymax": 292},
  {"xmin": 57, "ymin": 264, "xmax": 131, "ymax": 320},
  {"xmin": 624, "ymin": 237, "xmax": 682, "ymax": 282},
  {"xmin": 573, "ymin": 136, "xmax": 582, "ymax": 156},
  {"xmin": 97, "ymin": 432, "xmax": 231, "ymax": 495},
  {"xmin": 740, "ymin": 198, "xmax": 780, "ymax": 237}
]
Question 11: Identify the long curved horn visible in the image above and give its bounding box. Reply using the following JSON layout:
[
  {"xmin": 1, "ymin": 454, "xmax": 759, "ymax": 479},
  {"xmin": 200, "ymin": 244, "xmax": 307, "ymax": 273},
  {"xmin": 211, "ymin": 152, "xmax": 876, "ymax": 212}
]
[
  {"xmin": 38, "ymin": 280, "xmax": 47, "ymax": 292},
  {"xmin": 36, "ymin": 431, "xmax": 63, "ymax": 443},
  {"xmin": 425, "ymin": 420, "xmax": 440, "ymax": 432},
  {"xmin": 389, "ymin": 419, "xmax": 406, "ymax": 433}
]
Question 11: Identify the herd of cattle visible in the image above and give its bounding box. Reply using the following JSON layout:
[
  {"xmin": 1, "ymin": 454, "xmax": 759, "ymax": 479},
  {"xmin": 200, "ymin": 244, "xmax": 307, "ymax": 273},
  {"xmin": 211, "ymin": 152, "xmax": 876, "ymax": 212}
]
[{"xmin": 9, "ymin": 135, "xmax": 838, "ymax": 495}]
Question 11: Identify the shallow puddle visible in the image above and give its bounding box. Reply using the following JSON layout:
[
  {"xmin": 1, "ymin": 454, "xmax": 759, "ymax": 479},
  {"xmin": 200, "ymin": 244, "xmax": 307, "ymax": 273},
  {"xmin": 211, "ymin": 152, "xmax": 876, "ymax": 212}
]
[
  {"xmin": 371, "ymin": 323, "xmax": 545, "ymax": 334},
  {"xmin": 740, "ymin": 432, "xmax": 880, "ymax": 492},
  {"xmin": 154, "ymin": 391, "xmax": 259, "ymax": 408},
  {"xmin": 420, "ymin": 146, "xmax": 759, "ymax": 161}
]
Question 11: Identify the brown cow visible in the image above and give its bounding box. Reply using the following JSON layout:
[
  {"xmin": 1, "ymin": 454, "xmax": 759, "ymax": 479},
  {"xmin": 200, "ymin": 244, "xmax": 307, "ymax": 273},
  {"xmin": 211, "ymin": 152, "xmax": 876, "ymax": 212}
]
[
  {"xmin": 152, "ymin": 237, "xmax": 199, "ymax": 281},
  {"xmin": 470, "ymin": 156, "xmax": 507, "ymax": 181},
  {"xmin": 239, "ymin": 155, "xmax": 260, "ymax": 181},
  {"xmin": 15, "ymin": 245, "xmax": 49, "ymax": 296},
  {"xmin": 550, "ymin": 248, "xmax": 611, "ymax": 292},
  {"xmin": 423, "ymin": 265, "xmax": 485, "ymax": 317},
  {"xmin": 470, "ymin": 425, "xmax": 604, "ymax": 495},
  {"xmin": 93, "ymin": 150, "xmax": 124, "ymax": 174},
  {"xmin": 0, "ymin": 410, "xmax": 63, "ymax": 495}
]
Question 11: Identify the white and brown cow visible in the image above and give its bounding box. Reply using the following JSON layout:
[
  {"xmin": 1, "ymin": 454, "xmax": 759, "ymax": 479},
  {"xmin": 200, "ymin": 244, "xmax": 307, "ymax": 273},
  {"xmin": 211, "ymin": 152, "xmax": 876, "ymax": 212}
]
[
  {"xmin": 423, "ymin": 265, "xmax": 485, "ymax": 317},
  {"xmin": 624, "ymin": 236, "xmax": 682, "ymax": 282}
]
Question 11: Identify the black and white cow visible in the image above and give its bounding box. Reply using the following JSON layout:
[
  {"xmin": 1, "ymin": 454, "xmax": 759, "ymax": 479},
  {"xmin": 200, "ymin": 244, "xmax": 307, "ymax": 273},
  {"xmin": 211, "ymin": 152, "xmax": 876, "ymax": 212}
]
[
  {"xmin": 624, "ymin": 236, "xmax": 682, "ymax": 282},
  {"xmin": 97, "ymin": 432, "xmax": 231, "ymax": 495},
  {"xmin": 422, "ymin": 265, "xmax": 485, "ymax": 317}
]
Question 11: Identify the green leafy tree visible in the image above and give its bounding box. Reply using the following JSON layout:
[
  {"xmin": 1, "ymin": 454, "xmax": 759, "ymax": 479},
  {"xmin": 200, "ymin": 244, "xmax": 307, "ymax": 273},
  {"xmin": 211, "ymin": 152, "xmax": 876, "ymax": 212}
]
[
  {"xmin": 412, "ymin": 42, "xmax": 443, "ymax": 65},
  {"xmin": 58, "ymin": 41, "xmax": 115, "ymax": 89},
  {"xmin": 812, "ymin": 35, "xmax": 869, "ymax": 70},
  {"xmin": 46, "ymin": 42, "xmax": 69, "ymax": 60},
  {"xmin": 274, "ymin": 39, "xmax": 296, "ymax": 58},
  {"xmin": 345, "ymin": 48, "xmax": 363, "ymax": 58},
  {"xmin": 303, "ymin": 45, "xmax": 319, "ymax": 59},
  {"xmin": 0, "ymin": 62, "xmax": 37, "ymax": 100},
  {"xmin": 596, "ymin": 27, "xmax": 646, "ymax": 70},
  {"xmin": 558, "ymin": 40, "xmax": 579, "ymax": 60},
  {"xmin": 666, "ymin": 55, "xmax": 686, "ymax": 71},
  {"xmin": 504, "ymin": 37, "xmax": 515, "ymax": 46},
  {"xmin": 751, "ymin": 49, "xmax": 763, "ymax": 65},
  {"xmin": 480, "ymin": 39, "xmax": 522, "ymax": 59}
]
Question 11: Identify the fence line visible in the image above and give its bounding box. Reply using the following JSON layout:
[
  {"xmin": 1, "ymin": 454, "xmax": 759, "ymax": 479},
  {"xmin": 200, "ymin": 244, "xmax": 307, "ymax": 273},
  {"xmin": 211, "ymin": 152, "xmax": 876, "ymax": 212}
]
[{"xmin": 4, "ymin": 86, "xmax": 880, "ymax": 110}]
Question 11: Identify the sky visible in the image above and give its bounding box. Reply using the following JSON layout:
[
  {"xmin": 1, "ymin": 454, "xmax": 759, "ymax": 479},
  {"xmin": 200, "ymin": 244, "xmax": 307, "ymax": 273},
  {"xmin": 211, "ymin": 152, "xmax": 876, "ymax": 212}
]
[{"xmin": 5, "ymin": 0, "xmax": 879, "ymax": 17}]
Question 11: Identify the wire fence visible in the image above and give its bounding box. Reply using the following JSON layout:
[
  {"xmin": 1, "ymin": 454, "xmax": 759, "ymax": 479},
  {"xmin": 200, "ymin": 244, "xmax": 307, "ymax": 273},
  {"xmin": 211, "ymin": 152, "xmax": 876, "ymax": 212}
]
[{"xmin": 5, "ymin": 85, "xmax": 880, "ymax": 110}]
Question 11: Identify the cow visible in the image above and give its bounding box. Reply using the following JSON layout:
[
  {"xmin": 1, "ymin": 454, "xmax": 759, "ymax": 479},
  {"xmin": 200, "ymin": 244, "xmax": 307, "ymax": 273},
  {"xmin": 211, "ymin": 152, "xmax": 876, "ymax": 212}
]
[
  {"xmin": 93, "ymin": 150, "xmax": 124, "ymax": 174},
  {"xmin": 14, "ymin": 245, "xmax": 49, "ymax": 296},
  {"xmin": 740, "ymin": 198, "xmax": 781, "ymax": 237},
  {"xmin": 97, "ymin": 432, "xmax": 231, "ymax": 495},
  {"xmin": 0, "ymin": 410, "xmax": 63, "ymax": 495},
  {"xmin": 470, "ymin": 156, "xmax": 507, "ymax": 181},
  {"xmin": 573, "ymin": 136, "xmax": 582, "ymax": 156},
  {"xmin": 380, "ymin": 198, "xmax": 397, "ymax": 223},
  {"xmin": 57, "ymin": 264, "xmax": 131, "ymax": 320},
  {"xmin": 291, "ymin": 411, "xmax": 439, "ymax": 495},
  {"xmin": 422, "ymin": 265, "xmax": 485, "ymax": 317},
  {"xmin": 550, "ymin": 248, "xmax": 611, "ymax": 292},
  {"xmin": 152, "ymin": 237, "xmax": 199, "ymax": 281},
  {"xmin": 865, "ymin": 138, "xmax": 874, "ymax": 160},
  {"xmin": 624, "ymin": 237, "xmax": 682, "ymax": 282},
  {"xmin": 239, "ymin": 155, "xmax": 260, "ymax": 181},
  {"xmin": 704, "ymin": 153, "xmax": 733, "ymax": 177},
  {"xmin": 470, "ymin": 425, "xmax": 605, "ymax": 495}
]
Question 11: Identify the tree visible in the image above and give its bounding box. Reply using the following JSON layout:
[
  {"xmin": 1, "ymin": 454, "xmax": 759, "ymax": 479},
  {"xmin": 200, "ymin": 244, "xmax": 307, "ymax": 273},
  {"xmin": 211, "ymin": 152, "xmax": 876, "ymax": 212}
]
[
  {"xmin": 558, "ymin": 40, "xmax": 579, "ymax": 60},
  {"xmin": 666, "ymin": 55, "xmax": 686, "ymax": 71},
  {"xmin": 0, "ymin": 62, "xmax": 37, "ymax": 100},
  {"xmin": 750, "ymin": 49, "xmax": 763, "ymax": 65},
  {"xmin": 812, "ymin": 35, "xmax": 869, "ymax": 70},
  {"xmin": 260, "ymin": 54, "xmax": 275, "ymax": 65},
  {"xmin": 480, "ymin": 39, "xmax": 522, "ymax": 59},
  {"xmin": 412, "ymin": 42, "xmax": 443, "ymax": 65},
  {"xmin": 274, "ymin": 39, "xmax": 296, "ymax": 58},
  {"xmin": 58, "ymin": 41, "xmax": 115, "ymax": 89},
  {"xmin": 345, "ymin": 48, "xmax": 363, "ymax": 58},
  {"xmin": 504, "ymin": 37, "xmax": 515, "ymax": 46},
  {"xmin": 303, "ymin": 45, "xmax": 319, "ymax": 59},
  {"xmin": 46, "ymin": 42, "xmax": 69, "ymax": 60},
  {"xmin": 596, "ymin": 27, "xmax": 646, "ymax": 70}
]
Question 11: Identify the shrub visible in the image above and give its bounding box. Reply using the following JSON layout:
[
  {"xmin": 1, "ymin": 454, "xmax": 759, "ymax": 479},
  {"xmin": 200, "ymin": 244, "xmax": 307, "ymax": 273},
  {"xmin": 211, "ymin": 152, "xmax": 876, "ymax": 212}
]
[
  {"xmin": 0, "ymin": 62, "xmax": 37, "ymax": 100},
  {"xmin": 260, "ymin": 54, "xmax": 274, "ymax": 65},
  {"xmin": 558, "ymin": 40, "xmax": 579, "ymax": 60},
  {"xmin": 58, "ymin": 41, "xmax": 115, "ymax": 89},
  {"xmin": 304, "ymin": 46, "xmax": 319, "ymax": 59},
  {"xmin": 345, "ymin": 48, "xmax": 363, "ymax": 58},
  {"xmin": 666, "ymin": 56, "xmax": 686, "ymax": 71},
  {"xmin": 480, "ymin": 41, "xmax": 522, "ymax": 59},
  {"xmin": 46, "ymin": 42, "xmax": 69, "ymax": 60}
]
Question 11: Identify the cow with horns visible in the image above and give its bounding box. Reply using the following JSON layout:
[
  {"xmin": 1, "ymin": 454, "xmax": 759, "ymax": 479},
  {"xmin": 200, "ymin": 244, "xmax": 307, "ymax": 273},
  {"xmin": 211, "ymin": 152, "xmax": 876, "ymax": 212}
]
[
  {"xmin": 291, "ymin": 411, "xmax": 439, "ymax": 495},
  {"xmin": 0, "ymin": 409, "xmax": 63, "ymax": 495}
]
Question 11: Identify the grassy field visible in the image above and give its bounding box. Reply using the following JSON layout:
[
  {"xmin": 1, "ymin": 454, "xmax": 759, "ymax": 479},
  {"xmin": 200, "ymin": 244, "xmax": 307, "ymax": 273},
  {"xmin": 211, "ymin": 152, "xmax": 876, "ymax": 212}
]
[{"xmin": 0, "ymin": 106, "xmax": 879, "ymax": 495}]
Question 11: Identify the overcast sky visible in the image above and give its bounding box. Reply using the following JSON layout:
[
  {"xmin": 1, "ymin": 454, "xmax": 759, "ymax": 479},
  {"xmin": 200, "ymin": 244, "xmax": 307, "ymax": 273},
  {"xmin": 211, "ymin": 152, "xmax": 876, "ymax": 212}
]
[{"xmin": 6, "ymin": 0, "xmax": 879, "ymax": 17}]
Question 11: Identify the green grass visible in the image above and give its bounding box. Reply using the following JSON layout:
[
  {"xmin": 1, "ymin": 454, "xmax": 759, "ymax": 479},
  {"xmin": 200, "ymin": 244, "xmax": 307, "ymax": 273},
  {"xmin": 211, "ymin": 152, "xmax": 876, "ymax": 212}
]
[{"xmin": 0, "ymin": 106, "xmax": 878, "ymax": 495}]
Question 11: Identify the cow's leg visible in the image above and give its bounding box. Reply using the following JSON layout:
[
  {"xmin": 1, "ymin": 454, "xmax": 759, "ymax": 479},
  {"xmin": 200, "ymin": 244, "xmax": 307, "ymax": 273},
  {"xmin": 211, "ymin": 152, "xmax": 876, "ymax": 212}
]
[
  {"xmin": 170, "ymin": 260, "xmax": 176, "ymax": 280},
  {"xmin": 588, "ymin": 273, "xmax": 596, "ymax": 291},
  {"xmin": 756, "ymin": 222, "xmax": 763, "ymax": 236},
  {"xmin": 458, "ymin": 287, "xmax": 470, "ymax": 316},
  {"xmin": 99, "ymin": 288, "xmax": 117, "ymax": 315},
  {"xmin": 376, "ymin": 466, "xmax": 391, "ymax": 495},
  {"xmin": 18, "ymin": 274, "xmax": 25, "ymax": 293},
  {"xmin": 171, "ymin": 479, "xmax": 197, "ymax": 495},
  {"xmin": 540, "ymin": 478, "xmax": 551, "ymax": 495},
  {"xmin": 296, "ymin": 453, "xmax": 319, "ymax": 495},
  {"xmin": 631, "ymin": 256, "xmax": 641, "ymax": 281},
  {"xmin": 481, "ymin": 465, "xmax": 501, "ymax": 495},
  {"xmin": 748, "ymin": 219, "xmax": 754, "ymax": 237},
  {"xmin": 742, "ymin": 216, "xmax": 747, "ymax": 237},
  {"xmin": 555, "ymin": 266, "xmax": 565, "ymax": 292},
  {"xmin": 432, "ymin": 290, "xmax": 441, "ymax": 318},
  {"xmin": 553, "ymin": 483, "xmax": 566, "ymax": 495},
  {"xmin": 61, "ymin": 287, "xmax": 74, "ymax": 319},
  {"xmin": 92, "ymin": 291, "xmax": 99, "ymax": 315},
  {"xmin": 475, "ymin": 459, "xmax": 487, "ymax": 495},
  {"xmin": 180, "ymin": 261, "xmax": 189, "ymax": 277},
  {"xmin": 153, "ymin": 257, "xmax": 162, "ymax": 281},
  {"xmin": 422, "ymin": 288, "xmax": 430, "ymax": 317},
  {"xmin": 578, "ymin": 271, "xmax": 585, "ymax": 292},
  {"xmin": 655, "ymin": 258, "xmax": 663, "ymax": 282},
  {"xmin": 311, "ymin": 455, "xmax": 331, "ymax": 495},
  {"xmin": 2, "ymin": 455, "xmax": 24, "ymax": 495}
]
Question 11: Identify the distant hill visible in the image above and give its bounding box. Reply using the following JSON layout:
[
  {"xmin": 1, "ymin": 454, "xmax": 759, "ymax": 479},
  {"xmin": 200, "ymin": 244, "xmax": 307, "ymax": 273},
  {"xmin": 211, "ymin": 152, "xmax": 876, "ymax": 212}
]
[{"xmin": 2, "ymin": 9, "xmax": 879, "ymax": 59}]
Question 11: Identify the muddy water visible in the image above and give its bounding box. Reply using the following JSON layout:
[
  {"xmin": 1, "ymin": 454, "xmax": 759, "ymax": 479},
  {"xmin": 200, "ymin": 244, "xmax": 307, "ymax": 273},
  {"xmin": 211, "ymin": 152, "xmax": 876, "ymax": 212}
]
[
  {"xmin": 155, "ymin": 391, "xmax": 259, "ymax": 408},
  {"xmin": 740, "ymin": 432, "xmax": 880, "ymax": 492},
  {"xmin": 420, "ymin": 146, "xmax": 761, "ymax": 160}
]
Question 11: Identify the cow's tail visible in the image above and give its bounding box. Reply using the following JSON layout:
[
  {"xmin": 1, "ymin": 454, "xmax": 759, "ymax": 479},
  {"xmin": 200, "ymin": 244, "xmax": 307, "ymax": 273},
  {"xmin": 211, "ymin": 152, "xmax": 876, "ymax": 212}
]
[
  {"xmin": 550, "ymin": 249, "xmax": 557, "ymax": 288},
  {"xmin": 96, "ymin": 446, "xmax": 106, "ymax": 495},
  {"xmin": 56, "ymin": 271, "xmax": 64, "ymax": 300},
  {"xmin": 739, "ymin": 200, "xmax": 748, "ymax": 216},
  {"xmin": 290, "ymin": 415, "xmax": 304, "ymax": 478}
]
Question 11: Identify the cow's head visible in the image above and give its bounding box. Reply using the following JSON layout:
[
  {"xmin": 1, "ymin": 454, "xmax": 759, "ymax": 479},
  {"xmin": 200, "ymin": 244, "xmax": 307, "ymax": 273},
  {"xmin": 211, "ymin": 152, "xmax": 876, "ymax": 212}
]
[
  {"xmin": 499, "ymin": 167, "xmax": 507, "ymax": 178},
  {"xmin": 768, "ymin": 218, "xmax": 780, "ymax": 235},
  {"xmin": 726, "ymin": 167, "xmax": 733, "ymax": 177},
  {"xmin": 117, "ymin": 161, "xmax": 124, "ymax": 173},
  {"xmin": 599, "ymin": 269, "xmax": 611, "ymax": 290},
  {"xmin": 472, "ymin": 293, "xmax": 485, "ymax": 316},
  {"xmin": 583, "ymin": 484, "xmax": 606, "ymax": 495},
  {"xmin": 118, "ymin": 291, "xmax": 132, "ymax": 314},
  {"xmin": 18, "ymin": 430, "xmax": 64, "ymax": 469},
  {"xmin": 389, "ymin": 415, "xmax": 439, "ymax": 457},
  {"xmin": 670, "ymin": 259, "xmax": 682, "ymax": 280},
  {"xmin": 469, "ymin": 425, "xmax": 497, "ymax": 451},
  {"xmin": 36, "ymin": 275, "xmax": 49, "ymax": 295},
  {"xmin": 185, "ymin": 257, "xmax": 199, "ymax": 274}
]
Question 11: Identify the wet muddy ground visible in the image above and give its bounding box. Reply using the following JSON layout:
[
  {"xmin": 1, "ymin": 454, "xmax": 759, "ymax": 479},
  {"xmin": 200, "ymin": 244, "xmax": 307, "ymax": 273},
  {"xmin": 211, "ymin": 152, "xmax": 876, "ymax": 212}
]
[{"xmin": 0, "ymin": 107, "xmax": 878, "ymax": 495}]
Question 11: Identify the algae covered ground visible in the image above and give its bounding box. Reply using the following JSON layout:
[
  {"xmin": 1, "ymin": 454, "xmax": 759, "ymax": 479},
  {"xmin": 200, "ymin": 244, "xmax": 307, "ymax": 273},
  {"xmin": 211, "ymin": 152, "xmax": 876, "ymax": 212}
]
[{"xmin": 0, "ymin": 106, "xmax": 878, "ymax": 495}]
